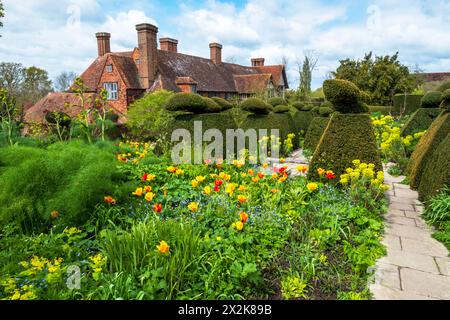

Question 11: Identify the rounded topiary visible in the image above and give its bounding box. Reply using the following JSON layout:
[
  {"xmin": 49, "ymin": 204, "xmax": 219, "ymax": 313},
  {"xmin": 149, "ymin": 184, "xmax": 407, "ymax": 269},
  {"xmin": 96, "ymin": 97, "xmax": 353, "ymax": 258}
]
[
  {"xmin": 440, "ymin": 89, "xmax": 450, "ymax": 110},
  {"xmin": 308, "ymin": 113, "xmax": 382, "ymax": 181},
  {"xmin": 400, "ymin": 108, "xmax": 442, "ymax": 137},
  {"xmin": 421, "ymin": 91, "xmax": 442, "ymax": 108},
  {"xmin": 303, "ymin": 117, "xmax": 330, "ymax": 152},
  {"xmin": 318, "ymin": 106, "xmax": 334, "ymax": 117},
  {"xmin": 212, "ymin": 97, "xmax": 233, "ymax": 111},
  {"xmin": 240, "ymin": 98, "xmax": 273, "ymax": 114},
  {"xmin": 323, "ymin": 79, "xmax": 362, "ymax": 113},
  {"xmin": 273, "ymin": 105, "xmax": 290, "ymax": 113},
  {"xmin": 292, "ymin": 101, "xmax": 304, "ymax": 111},
  {"xmin": 203, "ymin": 97, "xmax": 222, "ymax": 113},
  {"xmin": 418, "ymin": 133, "xmax": 450, "ymax": 201},
  {"xmin": 408, "ymin": 112, "xmax": 450, "ymax": 190},
  {"xmin": 166, "ymin": 93, "xmax": 208, "ymax": 114},
  {"xmin": 359, "ymin": 90, "xmax": 371, "ymax": 104},
  {"xmin": 301, "ymin": 104, "xmax": 313, "ymax": 111},
  {"xmin": 268, "ymin": 97, "xmax": 286, "ymax": 107},
  {"xmin": 311, "ymin": 106, "xmax": 320, "ymax": 116}
]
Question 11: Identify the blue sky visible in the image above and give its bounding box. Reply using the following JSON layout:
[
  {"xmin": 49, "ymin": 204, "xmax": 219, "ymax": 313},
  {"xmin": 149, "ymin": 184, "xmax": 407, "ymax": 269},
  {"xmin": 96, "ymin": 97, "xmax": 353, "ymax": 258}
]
[{"xmin": 1, "ymin": 0, "xmax": 449, "ymax": 89}]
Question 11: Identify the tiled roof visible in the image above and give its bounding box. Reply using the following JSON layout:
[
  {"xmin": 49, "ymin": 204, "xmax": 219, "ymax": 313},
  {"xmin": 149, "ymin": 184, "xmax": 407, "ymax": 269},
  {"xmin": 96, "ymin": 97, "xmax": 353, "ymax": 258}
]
[
  {"xmin": 233, "ymin": 74, "xmax": 273, "ymax": 94},
  {"xmin": 417, "ymin": 72, "xmax": 450, "ymax": 82}
]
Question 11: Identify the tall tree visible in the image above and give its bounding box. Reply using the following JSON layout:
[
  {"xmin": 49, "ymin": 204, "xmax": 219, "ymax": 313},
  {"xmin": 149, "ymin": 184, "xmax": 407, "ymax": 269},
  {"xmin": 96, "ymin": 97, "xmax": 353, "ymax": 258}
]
[
  {"xmin": 297, "ymin": 51, "xmax": 318, "ymax": 99},
  {"xmin": 332, "ymin": 52, "xmax": 417, "ymax": 105},
  {"xmin": 0, "ymin": 62, "xmax": 25, "ymax": 97},
  {"xmin": 55, "ymin": 71, "xmax": 78, "ymax": 92},
  {"xmin": 22, "ymin": 66, "xmax": 53, "ymax": 104},
  {"xmin": 0, "ymin": 0, "xmax": 4, "ymax": 36}
]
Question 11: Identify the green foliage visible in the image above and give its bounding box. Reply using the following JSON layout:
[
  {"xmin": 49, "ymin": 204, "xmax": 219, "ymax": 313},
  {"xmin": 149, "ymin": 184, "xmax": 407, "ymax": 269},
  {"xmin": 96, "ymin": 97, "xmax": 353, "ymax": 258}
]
[
  {"xmin": 401, "ymin": 108, "xmax": 441, "ymax": 137},
  {"xmin": 303, "ymin": 117, "xmax": 330, "ymax": 152},
  {"xmin": 408, "ymin": 113, "xmax": 450, "ymax": 190},
  {"xmin": 318, "ymin": 106, "xmax": 334, "ymax": 117},
  {"xmin": 332, "ymin": 52, "xmax": 417, "ymax": 105},
  {"xmin": 392, "ymin": 94, "xmax": 423, "ymax": 116},
  {"xmin": 292, "ymin": 101, "xmax": 305, "ymax": 111},
  {"xmin": 421, "ymin": 91, "xmax": 442, "ymax": 108},
  {"xmin": 423, "ymin": 187, "xmax": 450, "ymax": 251},
  {"xmin": 0, "ymin": 141, "xmax": 128, "ymax": 233},
  {"xmin": 202, "ymin": 97, "xmax": 222, "ymax": 113},
  {"xmin": 240, "ymin": 98, "xmax": 273, "ymax": 114},
  {"xmin": 418, "ymin": 134, "xmax": 450, "ymax": 201},
  {"xmin": 268, "ymin": 97, "xmax": 286, "ymax": 107},
  {"xmin": 211, "ymin": 97, "xmax": 233, "ymax": 111},
  {"xmin": 273, "ymin": 105, "xmax": 290, "ymax": 113},
  {"xmin": 323, "ymin": 79, "xmax": 366, "ymax": 113},
  {"xmin": 368, "ymin": 106, "xmax": 391, "ymax": 115},
  {"xmin": 165, "ymin": 93, "xmax": 208, "ymax": 114},
  {"xmin": 437, "ymin": 80, "xmax": 450, "ymax": 92},
  {"xmin": 309, "ymin": 113, "xmax": 382, "ymax": 180},
  {"xmin": 126, "ymin": 90, "xmax": 174, "ymax": 141},
  {"xmin": 293, "ymin": 110, "xmax": 315, "ymax": 135},
  {"xmin": 440, "ymin": 89, "xmax": 450, "ymax": 110},
  {"xmin": 240, "ymin": 112, "xmax": 296, "ymax": 143}
]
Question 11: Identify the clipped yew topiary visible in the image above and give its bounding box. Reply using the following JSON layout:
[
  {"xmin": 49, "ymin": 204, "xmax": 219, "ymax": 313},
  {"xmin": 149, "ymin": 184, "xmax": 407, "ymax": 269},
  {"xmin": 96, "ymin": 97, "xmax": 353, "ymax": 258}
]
[
  {"xmin": 392, "ymin": 94, "xmax": 423, "ymax": 116},
  {"xmin": 418, "ymin": 133, "xmax": 450, "ymax": 201},
  {"xmin": 400, "ymin": 108, "xmax": 442, "ymax": 136},
  {"xmin": 268, "ymin": 97, "xmax": 286, "ymax": 107},
  {"xmin": 212, "ymin": 97, "xmax": 233, "ymax": 111},
  {"xmin": 440, "ymin": 89, "xmax": 450, "ymax": 111},
  {"xmin": 408, "ymin": 112, "xmax": 450, "ymax": 190},
  {"xmin": 323, "ymin": 79, "xmax": 364, "ymax": 113},
  {"xmin": 293, "ymin": 109, "xmax": 315, "ymax": 135},
  {"xmin": 303, "ymin": 117, "xmax": 330, "ymax": 152},
  {"xmin": 240, "ymin": 111, "xmax": 296, "ymax": 144},
  {"xmin": 240, "ymin": 98, "xmax": 273, "ymax": 114},
  {"xmin": 292, "ymin": 101, "xmax": 304, "ymax": 111},
  {"xmin": 203, "ymin": 97, "xmax": 222, "ymax": 113},
  {"xmin": 369, "ymin": 106, "xmax": 391, "ymax": 115},
  {"xmin": 273, "ymin": 105, "xmax": 290, "ymax": 113},
  {"xmin": 421, "ymin": 91, "xmax": 442, "ymax": 108},
  {"xmin": 166, "ymin": 92, "xmax": 208, "ymax": 114}
]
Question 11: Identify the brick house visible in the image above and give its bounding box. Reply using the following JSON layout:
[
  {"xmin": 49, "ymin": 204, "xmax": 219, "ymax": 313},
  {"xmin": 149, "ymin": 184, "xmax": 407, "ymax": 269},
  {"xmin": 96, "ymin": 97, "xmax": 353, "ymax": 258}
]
[{"xmin": 25, "ymin": 23, "xmax": 288, "ymax": 124}]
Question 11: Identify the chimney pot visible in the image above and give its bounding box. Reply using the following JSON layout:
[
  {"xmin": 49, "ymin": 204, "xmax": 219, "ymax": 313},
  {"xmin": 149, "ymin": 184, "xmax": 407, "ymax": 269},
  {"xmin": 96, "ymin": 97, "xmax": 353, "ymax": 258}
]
[
  {"xmin": 96, "ymin": 32, "xmax": 111, "ymax": 57},
  {"xmin": 251, "ymin": 58, "xmax": 265, "ymax": 67},
  {"xmin": 136, "ymin": 23, "xmax": 159, "ymax": 89},
  {"xmin": 209, "ymin": 43, "xmax": 222, "ymax": 64},
  {"xmin": 160, "ymin": 38, "xmax": 178, "ymax": 53}
]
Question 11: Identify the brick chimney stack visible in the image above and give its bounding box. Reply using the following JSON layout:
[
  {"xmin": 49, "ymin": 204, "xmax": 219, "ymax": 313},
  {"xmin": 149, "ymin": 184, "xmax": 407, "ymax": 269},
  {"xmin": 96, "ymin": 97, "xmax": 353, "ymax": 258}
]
[
  {"xmin": 160, "ymin": 38, "xmax": 178, "ymax": 53},
  {"xmin": 136, "ymin": 23, "xmax": 158, "ymax": 89},
  {"xmin": 209, "ymin": 43, "xmax": 222, "ymax": 65},
  {"xmin": 251, "ymin": 58, "xmax": 265, "ymax": 67},
  {"xmin": 96, "ymin": 32, "xmax": 111, "ymax": 57}
]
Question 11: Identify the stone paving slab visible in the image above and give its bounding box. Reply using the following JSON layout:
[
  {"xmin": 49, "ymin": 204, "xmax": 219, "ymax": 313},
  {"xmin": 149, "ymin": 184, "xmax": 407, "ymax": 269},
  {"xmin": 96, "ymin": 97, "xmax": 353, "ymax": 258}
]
[
  {"xmin": 369, "ymin": 284, "xmax": 438, "ymax": 300},
  {"xmin": 401, "ymin": 268, "xmax": 450, "ymax": 299},
  {"xmin": 401, "ymin": 237, "xmax": 449, "ymax": 257}
]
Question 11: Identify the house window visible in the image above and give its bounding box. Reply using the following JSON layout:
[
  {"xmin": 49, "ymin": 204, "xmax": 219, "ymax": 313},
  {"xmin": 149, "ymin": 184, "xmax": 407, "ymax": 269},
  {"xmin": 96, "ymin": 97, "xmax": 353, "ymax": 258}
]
[
  {"xmin": 103, "ymin": 82, "xmax": 118, "ymax": 100},
  {"xmin": 106, "ymin": 64, "xmax": 113, "ymax": 73},
  {"xmin": 135, "ymin": 59, "xmax": 140, "ymax": 65}
]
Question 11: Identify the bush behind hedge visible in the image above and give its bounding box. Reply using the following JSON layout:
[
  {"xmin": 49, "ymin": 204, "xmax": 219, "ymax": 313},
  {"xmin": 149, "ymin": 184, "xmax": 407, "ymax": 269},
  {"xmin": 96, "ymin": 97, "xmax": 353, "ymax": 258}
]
[
  {"xmin": 308, "ymin": 113, "xmax": 382, "ymax": 180},
  {"xmin": 401, "ymin": 108, "xmax": 442, "ymax": 136},
  {"xmin": 392, "ymin": 94, "xmax": 423, "ymax": 116},
  {"xmin": 421, "ymin": 91, "xmax": 443, "ymax": 108}
]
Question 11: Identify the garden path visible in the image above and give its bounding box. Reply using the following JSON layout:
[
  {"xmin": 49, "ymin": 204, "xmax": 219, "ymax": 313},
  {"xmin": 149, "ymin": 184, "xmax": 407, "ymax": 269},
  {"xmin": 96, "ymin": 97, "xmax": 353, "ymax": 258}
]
[{"xmin": 270, "ymin": 150, "xmax": 450, "ymax": 300}]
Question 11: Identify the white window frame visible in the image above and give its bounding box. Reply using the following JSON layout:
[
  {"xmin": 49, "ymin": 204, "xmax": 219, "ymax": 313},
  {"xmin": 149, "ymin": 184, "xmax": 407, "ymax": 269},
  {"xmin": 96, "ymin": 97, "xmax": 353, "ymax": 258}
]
[
  {"xmin": 106, "ymin": 64, "xmax": 113, "ymax": 73},
  {"xmin": 103, "ymin": 82, "xmax": 118, "ymax": 100}
]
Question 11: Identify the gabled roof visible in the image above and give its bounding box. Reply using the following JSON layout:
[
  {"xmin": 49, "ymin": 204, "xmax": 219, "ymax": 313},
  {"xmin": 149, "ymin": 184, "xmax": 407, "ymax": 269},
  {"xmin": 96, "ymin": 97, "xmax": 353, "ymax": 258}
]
[
  {"xmin": 417, "ymin": 72, "xmax": 450, "ymax": 82},
  {"xmin": 233, "ymin": 74, "xmax": 273, "ymax": 94},
  {"xmin": 254, "ymin": 65, "xmax": 289, "ymax": 89}
]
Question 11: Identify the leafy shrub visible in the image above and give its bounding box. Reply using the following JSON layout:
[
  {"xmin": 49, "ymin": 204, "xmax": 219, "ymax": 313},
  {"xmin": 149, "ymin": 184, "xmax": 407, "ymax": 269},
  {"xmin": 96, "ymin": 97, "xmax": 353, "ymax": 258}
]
[
  {"xmin": 323, "ymin": 79, "xmax": 363, "ymax": 113},
  {"xmin": 311, "ymin": 106, "xmax": 320, "ymax": 116},
  {"xmin": 44, "ymin": 111, "xmax": 71, "ymax": 127},
  {"xmin": 318, "ymin": 106, "xmax": 334, "ymax": 117},
  {"xmin": 292, "ymin": 101, "xmax": 304, "ymax": 111},
  {"xmin": 418, "ymin": 134, "xmax": 450, "ymax": 201},
  {"xmin": 440, "ymin": 89, "xmax": 450, "ymax": 110},
  {"xmin": 392, "ymin": 94, "xmax": 423, "ymax": 116},
  {"xmin": 401, "ymin": 108, "xmax": 441, "ymax": 136},
  {"xmin": 423, "ymin": 186, "xmax": 450, "ymax": 226},
  {"xmin": 437, "ymin": 80, "xmax": 450, "ymax": 92},
  {"xmin": 0, "ymin": 141, "xmax": 129, "ymax": 233},
  {"xmin": 421, "ymin": 91, "xmax": 443, "ymax": 108},
  {"xmin": 273, "ymin": 105, "xmax": 290, "ymax": 113},
  {"xmin": 268, "ymin": 97, "xmax": 286, "ymax": 107},
  {"xmin": 408, "ymin": 112, "xmax": 450, "ymax": 190},
  {"xmin": 240, "ymin": 98, "xmax": 273, "ymax": 114},
  {"xmin": 308, "ymin": 113, "xmax": 382, "ymax": 180},
  {"xmin": 369, "ymin": 106, "xmax": 391, "ymax": 115},
  {"xmin": 126, "ymin": 90, "xmax": 175, "ymax": 141},
  {"xmin": 202, "ymin": 97, "xmax": 222, "ymax": 113},
  {"xmin": 303, "ymin": 117, "xmax": 330, "ymax": 152},
  {"xmin": 301, "ymin": 104, "xmax": 313, "ymax": 111},
  {"xmin": 211, "ymin": 97, "xmax": 233, "ymax": 111},
  {"xmin": 165, "ymin": 93, "xmax": 208, "ymax": 114}
]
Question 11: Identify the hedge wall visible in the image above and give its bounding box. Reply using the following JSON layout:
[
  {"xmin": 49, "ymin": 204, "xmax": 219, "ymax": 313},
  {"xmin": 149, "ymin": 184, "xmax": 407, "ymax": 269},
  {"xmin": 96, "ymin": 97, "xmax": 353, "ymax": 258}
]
[
  {"xmin": 408, "ymin": 112, "xmax": 450, "ymax": 190},
  {"xmin": 418, "ymin": 133, "xmax": 450, "ymax": 201},
  {"xmin": 168, "ymin": 113, "xmax": 237, "ymax": 140},
  {"xmin": 303, "ymin": 117, "xmax": 330, "ymax": 152},
  {"xmin": 308, "ymin": 113, "xmax": 382, "ymax": 181},
  {"xmin": 392, "ymin": 94, "xmax": 423, "ymax": 116},
  {"xmin": 240, "ymin": 112, "xmax": 296, "ymax": 143},
  {"xmin": 401, "ymin": 108, "xmax": 442, "ymax": 136},
  {"xmin": 369, "ymin": 106, "xmax": 391, "ymax": 115},
  {"xmin": 293, "ymin": 110, "xmax": 315, "ymax": 135}
]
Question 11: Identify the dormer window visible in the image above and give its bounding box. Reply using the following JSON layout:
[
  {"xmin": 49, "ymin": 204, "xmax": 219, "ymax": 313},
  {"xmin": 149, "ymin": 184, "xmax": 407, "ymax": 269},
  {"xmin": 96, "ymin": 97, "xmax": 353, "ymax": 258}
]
[
  {"xmin": 106, "ymin": 64, "xmax": 113, "ymax": 73},
  {"xmin": 135, "ymin": 59, "xmax": 140, "ymax": 65}
]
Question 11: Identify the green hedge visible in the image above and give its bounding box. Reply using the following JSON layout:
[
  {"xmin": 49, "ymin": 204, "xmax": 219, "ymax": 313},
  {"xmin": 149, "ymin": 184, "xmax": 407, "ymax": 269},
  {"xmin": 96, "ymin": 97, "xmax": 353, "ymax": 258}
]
[
  {"xmin": 418, "ymin": 133, "xmax": 450, "ymax": 201},
  {"xmin": 437, "ymin": 80, "xmax": 450, "ymax": 92},
  {"xmin": 318, "ymin": 106, "xmax": 334, "ymax": 117},
  {"xmin": 293, "ymin": 110, "xmax": 315, "ymax": 135},
  {"xmin": 292, "ymin": 101, "xmax": 304, "ymax": 111},
  {"xmin": 392, "ymin": 94, "xmax": 423, "ymax": 116},
  {"xmin": 212, "ymin": 97, "xmax": 233, "ymax": 111},
  {"xmin": 408, "ymin": 112, "xmax": 450, "ymax": 190},
  {"xmin": 268, "ymin": 97, "xmax": 286, "ymax": 107},
  {"xmin": 369, "ymin": 106, "xmax": 391, "ymax": 115},
  {"xmin": 308, "ymin": 113, "xmax": 382, "ymax": 180},
  {"xmin": 273, "ymin": 105, "xmax": 290, "ymax": 113},
  {"xmin": 401, "ymin": 108, "xmax": 442, "ymax": 136},
  {"xmin": 323, "ymin": 79, "xmax": 363, "ymax": 113},
  {"xmin": 203, "ymin": 97, "xmax": 223, "ymax": 113},
  {"xmin": 240, "ymin": 98, "xmax": 273, "ymax": 114},
  {"xmin": 240, "ymin": 112, "xmax": 296, "ymax": 143},
  {"xmin": 303, "ymin": 117, "xmax": 330, "ymax": 152},
  {"xmin": 421, "ymin": 91, "xmax": 442, "ymax": 108},
  {"xmin": 440, "ymin": 89, "xmax": 450, "ymax": 110},
  {"xmin": 168, "ymin": 113, "xmax": 237, "ymax": 139},
  {"xmin": 166, "ymin": 93, "xmax": 209, "ymax": 114}
]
